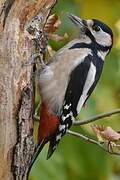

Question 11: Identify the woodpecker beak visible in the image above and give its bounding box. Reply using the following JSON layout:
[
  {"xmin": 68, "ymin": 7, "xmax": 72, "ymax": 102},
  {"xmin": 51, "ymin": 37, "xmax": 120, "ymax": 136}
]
[{"xmin": 68, "ymin": 13, "xmax": 87, "ymax": 33}]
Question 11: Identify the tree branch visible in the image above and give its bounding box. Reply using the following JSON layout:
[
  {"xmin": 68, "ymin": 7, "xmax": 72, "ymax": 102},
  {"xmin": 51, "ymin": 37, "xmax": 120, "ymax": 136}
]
[
  {"xmin": 67, "ymin": 130, "xmax": 120, "ymax": 156},
  {"xmin": 34, "ymin": 109, "xmax": 120, "ymax": 126},
  {"xmin": 73, "ymin": 109, "xmax": 120, "ymax": 126}
]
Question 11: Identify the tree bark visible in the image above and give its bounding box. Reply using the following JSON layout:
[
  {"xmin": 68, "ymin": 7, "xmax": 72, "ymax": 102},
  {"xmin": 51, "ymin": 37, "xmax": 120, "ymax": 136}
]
[{"xmin": 0, "ymin": 0, "xmax": 56, "ymax": 179}]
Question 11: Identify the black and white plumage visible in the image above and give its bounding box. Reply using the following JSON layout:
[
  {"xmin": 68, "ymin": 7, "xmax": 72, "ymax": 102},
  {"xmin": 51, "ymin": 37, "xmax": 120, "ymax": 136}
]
[
  {"xmin": 44, "ymin": 14, "xmax": 113, "ymax": 158},
  {"xmin": 32, "ymin": 13, "xmax": 113, "ymax": 164}
]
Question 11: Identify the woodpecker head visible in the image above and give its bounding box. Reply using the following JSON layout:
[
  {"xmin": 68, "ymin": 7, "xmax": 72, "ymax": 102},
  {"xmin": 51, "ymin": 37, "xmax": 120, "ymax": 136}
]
[{"xmin": 68, "ymin": 13, "xmax": 113, "ymax": 54}]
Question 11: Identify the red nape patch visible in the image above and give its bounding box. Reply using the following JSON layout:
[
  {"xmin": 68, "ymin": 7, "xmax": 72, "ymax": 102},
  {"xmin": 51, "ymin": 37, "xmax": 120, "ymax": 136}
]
[{"xmin": 38, "ymin": 103, "xmax": 59, "ymax": 143}]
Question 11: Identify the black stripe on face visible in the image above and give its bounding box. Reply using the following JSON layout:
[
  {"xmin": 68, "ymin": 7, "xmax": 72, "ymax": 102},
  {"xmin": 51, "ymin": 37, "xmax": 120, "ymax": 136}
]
[
  {"xmin": 85, "ymin": 28, "xmax": 96, "ymax": 42},
  {"xmin": 69, "ymin": 42, "xmax": 110, "ymax": 54}
]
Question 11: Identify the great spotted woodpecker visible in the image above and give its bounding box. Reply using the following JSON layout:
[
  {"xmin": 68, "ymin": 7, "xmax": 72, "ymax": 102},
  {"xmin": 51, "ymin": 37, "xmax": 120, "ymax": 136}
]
[{"xmin": 28, "ymin": 13, "xmax": 113, "ymax": 173}]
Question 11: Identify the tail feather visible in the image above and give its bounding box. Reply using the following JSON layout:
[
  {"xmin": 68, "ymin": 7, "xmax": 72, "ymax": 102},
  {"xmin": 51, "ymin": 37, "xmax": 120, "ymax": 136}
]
[
  {"xmin": 46, "ymin": 138, "xmax": 60, "ymax": 160},
  {"xmin": 27, "ymin": 140, "xmax": 46, "ymax": 179}
]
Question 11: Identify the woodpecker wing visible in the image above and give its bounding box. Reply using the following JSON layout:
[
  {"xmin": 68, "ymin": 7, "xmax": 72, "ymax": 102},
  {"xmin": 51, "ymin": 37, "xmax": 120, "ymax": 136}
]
[{"xmin": 64, "ymin": 53, "xmax": 103, "ymax": 117}]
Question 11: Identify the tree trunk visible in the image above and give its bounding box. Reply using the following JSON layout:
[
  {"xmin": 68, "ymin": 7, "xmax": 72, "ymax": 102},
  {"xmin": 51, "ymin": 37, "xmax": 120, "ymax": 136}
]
[{"xmin": 0, "ymin": 0, "xmax": 56, "ymax": 179}]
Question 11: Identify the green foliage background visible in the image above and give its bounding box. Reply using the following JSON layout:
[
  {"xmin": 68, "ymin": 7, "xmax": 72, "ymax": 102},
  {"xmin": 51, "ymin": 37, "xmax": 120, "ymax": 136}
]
[{"xmin": 30, "ymin": 0, "xmax": 120, "ymax": 179}]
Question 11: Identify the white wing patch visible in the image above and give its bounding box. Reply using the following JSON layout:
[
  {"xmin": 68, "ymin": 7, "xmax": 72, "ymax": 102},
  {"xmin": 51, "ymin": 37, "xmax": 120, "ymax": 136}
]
[
  {"xmin": 64, "ymin": 104, "xmax": 71, "ymax": 110},
  {"xmin": 61, "ymin": 111, "xmax": 73, "ymax": 122},
  {"xmin": 77, "ymin": 62, "xmax": 96, "ymax": 114}
]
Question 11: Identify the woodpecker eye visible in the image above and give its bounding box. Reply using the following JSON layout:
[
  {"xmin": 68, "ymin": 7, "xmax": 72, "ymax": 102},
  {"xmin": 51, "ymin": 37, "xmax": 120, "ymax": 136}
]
[{"xmin": 92, "ymin": 25, "xmax": 100, "ymax": 32}]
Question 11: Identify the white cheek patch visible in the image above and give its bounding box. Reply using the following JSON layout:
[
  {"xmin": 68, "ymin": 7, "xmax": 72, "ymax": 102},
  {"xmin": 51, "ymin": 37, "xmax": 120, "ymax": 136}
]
[{"xmin": 93, "ymin": 30, "xmax": 112, "ymax": 47}]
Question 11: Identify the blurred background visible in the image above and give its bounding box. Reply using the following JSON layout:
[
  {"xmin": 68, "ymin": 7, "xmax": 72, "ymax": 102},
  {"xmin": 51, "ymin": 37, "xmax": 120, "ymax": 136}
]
[{"xmin": 30, "ymin": 0, "xmax": 120, "ymax": 179}]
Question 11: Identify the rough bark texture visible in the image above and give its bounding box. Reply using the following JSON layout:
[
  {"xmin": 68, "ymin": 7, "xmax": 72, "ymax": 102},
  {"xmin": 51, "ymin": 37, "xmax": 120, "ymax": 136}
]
[{"xmin": 0, "ymin": 0, "xmax": 56, "ymax": 179}]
